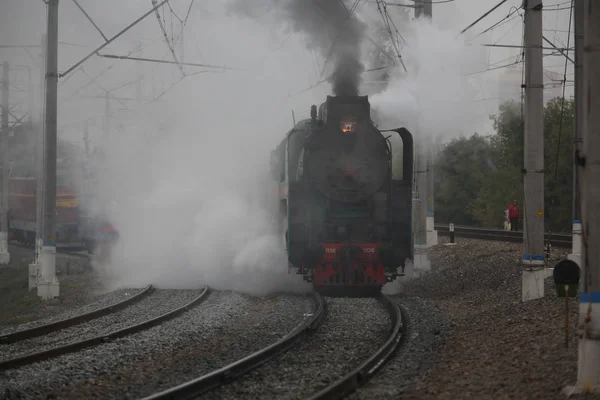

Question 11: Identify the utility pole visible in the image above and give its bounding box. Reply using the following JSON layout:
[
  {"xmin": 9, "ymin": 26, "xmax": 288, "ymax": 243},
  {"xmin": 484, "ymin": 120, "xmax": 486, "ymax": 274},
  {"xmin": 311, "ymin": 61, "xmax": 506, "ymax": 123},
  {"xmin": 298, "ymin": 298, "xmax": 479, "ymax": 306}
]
[
  {"xmin": 38, "ymin": 0, "xmax": 60, "ymax": 300},
  {"xmin": 426, "ymin": 142, "xmax": 438, "ymax": 247},
  {"xmin": 0, "ymin": 61, "xmax": 10, "ymax": 265},
  {"xmin": 568, "ymin": 0, "xmax": 584, "ymax": 268},
  {"xmin": 411, "ymin": 0, "xmax": 432, "ymax": 276},
  {"xmin": 30, "ymin": 34, "xmax": 47, "ymax": 291},
  {"xmin": 414, "ymin": 0, "xmax": 438, "ymax": 248},
  {"xmin": 569, "ymin": 0, "xmax": 600, "ymax": 393},
  {"xmin": 27, "ymin": 66, "xmax": 34, "ymax": 128},
  {"xmin": 521, "ymin": 0, "xmax": 545, "ymax": 302}
]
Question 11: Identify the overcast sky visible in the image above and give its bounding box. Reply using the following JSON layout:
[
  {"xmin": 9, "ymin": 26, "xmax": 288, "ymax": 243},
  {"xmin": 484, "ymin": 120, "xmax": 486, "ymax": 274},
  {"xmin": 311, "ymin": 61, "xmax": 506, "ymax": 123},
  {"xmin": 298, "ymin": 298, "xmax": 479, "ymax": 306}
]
[{"xmin": 0, "ymin": 0, "xmax": 575, "ymax": 146}]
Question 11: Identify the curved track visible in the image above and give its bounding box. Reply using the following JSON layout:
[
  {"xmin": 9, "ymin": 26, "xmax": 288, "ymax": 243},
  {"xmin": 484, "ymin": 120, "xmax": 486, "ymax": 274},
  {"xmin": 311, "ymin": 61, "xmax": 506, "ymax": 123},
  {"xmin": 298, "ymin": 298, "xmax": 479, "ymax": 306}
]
[
  {"xmin": 0, "ymin": 286, "xmax": 210, "ymax": 371},
  {"xmin": 143, "ymin": 293, "xmax": 405, "ymax": 400},
  {"xmin": 308, "ymin": 294, "xmax": 406, "ymax": 400},
  {"xmin": 142, "ymin": 291, "xmax": 326, "ymax": 400},
  {"xmin": 0, "ymin": 284, "xmax": 152, "ymax": 344}
]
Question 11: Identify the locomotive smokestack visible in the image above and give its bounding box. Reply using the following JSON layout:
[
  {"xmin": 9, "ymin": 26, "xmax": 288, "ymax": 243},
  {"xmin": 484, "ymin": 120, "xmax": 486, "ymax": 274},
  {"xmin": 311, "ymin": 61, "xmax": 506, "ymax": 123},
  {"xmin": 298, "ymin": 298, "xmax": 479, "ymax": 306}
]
[{"xmin": 311, "ymin": 105, "xmax": 317, "ymax": 123}]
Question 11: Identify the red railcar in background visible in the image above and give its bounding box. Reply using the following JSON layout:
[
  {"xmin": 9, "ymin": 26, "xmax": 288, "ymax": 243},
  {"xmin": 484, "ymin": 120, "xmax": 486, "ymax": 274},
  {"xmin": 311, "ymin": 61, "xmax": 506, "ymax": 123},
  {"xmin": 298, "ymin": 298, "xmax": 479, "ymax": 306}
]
[
  {"xmin": 8, "ymin": 166, "xmax": 83, "ymax": 247},
  {"xmin": 7, "ymin": 160, "xmax": 119, "ymax": 252}
]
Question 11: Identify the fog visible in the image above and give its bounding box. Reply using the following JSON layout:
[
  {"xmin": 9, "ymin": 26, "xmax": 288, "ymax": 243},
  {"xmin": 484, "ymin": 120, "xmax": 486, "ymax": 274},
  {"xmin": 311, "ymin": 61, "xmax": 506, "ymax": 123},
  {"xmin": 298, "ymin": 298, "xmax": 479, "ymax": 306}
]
[{"xmin": 0, "ymin": 0, "xmax": 575, "ymax": 295}]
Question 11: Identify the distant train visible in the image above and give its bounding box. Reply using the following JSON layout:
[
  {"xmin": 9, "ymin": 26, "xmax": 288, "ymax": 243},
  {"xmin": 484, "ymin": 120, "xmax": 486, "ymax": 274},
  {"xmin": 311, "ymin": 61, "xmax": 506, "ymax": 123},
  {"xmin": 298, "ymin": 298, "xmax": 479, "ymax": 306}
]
[
  {"xmin": 7, "ymin": 159, "xmax": 119, "ymax": 253},
  {"xmin": 270, "ymin": 95, "xmax": 414, "ymax": 295}
]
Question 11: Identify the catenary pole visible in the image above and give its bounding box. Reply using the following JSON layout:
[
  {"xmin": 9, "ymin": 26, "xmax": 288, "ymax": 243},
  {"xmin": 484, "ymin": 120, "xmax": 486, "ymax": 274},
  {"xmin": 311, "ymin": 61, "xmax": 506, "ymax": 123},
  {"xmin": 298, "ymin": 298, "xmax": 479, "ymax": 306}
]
[
  {"xmin": 36, "ymin": 35, "xmax": 47, "ymax": 262},
  {"xmin": 569, "ymin": 0, "xmax": 584, "ymax": 267},
  {"xmin": 38, "ymin": 0, "xmax": 60, "ymax": 300},
  {"xmin": 0, "ymin": 61, "xmax": 10, "ymax": 265},
  {"xmin": 30, "ymin": 35, "xmax": 47, "ymax": 290},
  {"xmin": 521, "ymin": 0, "xmax": 546, "ymax": 302},
  {"xmin": 569, "ymin": 0, "xmax": 600, "ymax": 392},
  {"xmin": 418, "ymin": 0, "xmax": 438, "ymax": 248},
  {"xmin": 412, "ymin": 0, "xmax": 432, "ymax": 275}
]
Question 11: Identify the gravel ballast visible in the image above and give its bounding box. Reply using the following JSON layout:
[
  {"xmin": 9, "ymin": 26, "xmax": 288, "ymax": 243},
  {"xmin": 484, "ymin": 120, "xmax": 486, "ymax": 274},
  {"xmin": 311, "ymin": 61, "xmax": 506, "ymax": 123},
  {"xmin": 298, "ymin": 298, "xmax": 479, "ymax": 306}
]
[
  {"xmin": 205, "ymin": 297, "xmax": 392, "ymax": 400},
  {"xmin": 0, "ymin": 289, "xmax": 201, "ymax": 361},
  {"xmin": 0, "ymin": 291, "xmax": 311, "ymax": 400},
  {"xmin": 0, "ymin": 287, "xmax": 143, "ymax": 336},
  {"xmin": 394, "ymin": 237, "xmax": 591, "ymax": 400},
  {"xmin": 347, "ymin": 296, "xmax": 449, "ymax": 400},
  {"xmin": 0, "ymin": 245, "xmax": 109, "ymax": 330}
]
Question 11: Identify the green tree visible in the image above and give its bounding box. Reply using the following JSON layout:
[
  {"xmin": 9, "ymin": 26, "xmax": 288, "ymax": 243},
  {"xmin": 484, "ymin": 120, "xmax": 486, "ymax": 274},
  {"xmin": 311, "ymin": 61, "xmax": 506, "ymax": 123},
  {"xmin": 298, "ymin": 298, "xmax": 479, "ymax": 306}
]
[
  {"xmin": 543, "ymin": 97, "xmax": 574, "ymax": 232},
  {"xmin": 434, "ymin": 134, "xmax": 495, "ymax": 226},
  {"xmin": 438, "ymin": 97, "xmax": 574, "ymax": 231}
]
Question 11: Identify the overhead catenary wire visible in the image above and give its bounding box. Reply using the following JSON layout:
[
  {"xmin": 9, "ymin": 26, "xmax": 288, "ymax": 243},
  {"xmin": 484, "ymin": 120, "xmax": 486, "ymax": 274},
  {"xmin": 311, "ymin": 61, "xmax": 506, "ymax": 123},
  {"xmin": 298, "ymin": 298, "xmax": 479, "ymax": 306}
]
[
  {"xmin": 59, "ymin": 0, "xmax": 170, "ymax": 78},
  {"xmin": 71, "ymin": 0, "xmax": 109, "ymax": 42},
  {"xmin": 460, "ymin": 0, "xmax": 508, "ymax": 35},
  {"xmin": 375, "ymin": 0, "xmax": 407, "ymax": 72},
  {"xmin": 151, "ymin": 0, "xmax": 185, "ymax": 78}
]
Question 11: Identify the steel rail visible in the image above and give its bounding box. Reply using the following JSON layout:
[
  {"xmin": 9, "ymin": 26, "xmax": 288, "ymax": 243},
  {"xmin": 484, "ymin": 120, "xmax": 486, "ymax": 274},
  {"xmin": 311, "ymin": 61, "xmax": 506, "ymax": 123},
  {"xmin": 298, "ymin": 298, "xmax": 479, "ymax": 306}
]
[
  {"xmin": 0, "ymin": 284, "xmax": 153, "ymax": 345},
  {"xmin": 141, "ymin": 291, "xmax": 326, "ymax": 400},
  {"xmin": 434, "ymin": 224, "xmax": 573, "ymax": 248},
  {"xmin": 0, "ymin": 286, "xmax": 210, "ymax": 371},
  {"xmin": 306, "ymin": 293, "xmax": 406, "ymax": 400}
]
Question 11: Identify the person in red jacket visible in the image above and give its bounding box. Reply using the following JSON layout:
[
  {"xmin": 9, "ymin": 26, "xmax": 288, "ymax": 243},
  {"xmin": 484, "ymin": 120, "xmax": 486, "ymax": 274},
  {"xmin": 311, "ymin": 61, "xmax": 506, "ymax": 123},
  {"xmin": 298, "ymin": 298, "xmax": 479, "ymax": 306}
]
[{"xmin": 508, "ymin": 200, "xmax": 520, "ymax": 231}]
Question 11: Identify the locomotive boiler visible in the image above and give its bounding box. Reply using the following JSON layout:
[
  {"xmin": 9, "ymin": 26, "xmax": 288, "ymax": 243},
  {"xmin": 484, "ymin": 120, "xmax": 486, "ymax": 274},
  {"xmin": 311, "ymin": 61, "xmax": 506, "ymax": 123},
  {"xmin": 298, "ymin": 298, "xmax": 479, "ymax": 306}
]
[{"xmin": 271, "ymin": 95, "xmax": 414, "ymax": 295}]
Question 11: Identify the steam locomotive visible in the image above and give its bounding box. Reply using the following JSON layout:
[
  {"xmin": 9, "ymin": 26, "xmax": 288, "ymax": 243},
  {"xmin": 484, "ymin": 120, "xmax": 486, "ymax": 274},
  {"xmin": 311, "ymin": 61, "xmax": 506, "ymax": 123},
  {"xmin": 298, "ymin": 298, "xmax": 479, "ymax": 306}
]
[{"xmin": 271, "ymin": 95, "xmax": 414, "ymax": 295}]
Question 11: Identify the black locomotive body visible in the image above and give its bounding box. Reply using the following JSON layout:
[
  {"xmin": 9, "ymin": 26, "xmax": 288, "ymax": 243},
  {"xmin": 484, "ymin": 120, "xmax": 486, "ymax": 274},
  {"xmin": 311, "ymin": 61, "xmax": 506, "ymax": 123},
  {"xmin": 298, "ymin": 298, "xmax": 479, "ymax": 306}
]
[{"xmin": 271, "ymin": 95, "xmax": 414, "ymax": 295}]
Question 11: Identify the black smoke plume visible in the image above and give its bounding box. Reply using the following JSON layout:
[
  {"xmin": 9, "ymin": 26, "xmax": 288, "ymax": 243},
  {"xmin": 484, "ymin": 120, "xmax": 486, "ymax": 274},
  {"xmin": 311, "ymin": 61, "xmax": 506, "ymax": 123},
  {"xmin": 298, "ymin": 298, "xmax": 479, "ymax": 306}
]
[{"xmin": 230, "ymin": 0, "xmax": 367, "ymax": 96}]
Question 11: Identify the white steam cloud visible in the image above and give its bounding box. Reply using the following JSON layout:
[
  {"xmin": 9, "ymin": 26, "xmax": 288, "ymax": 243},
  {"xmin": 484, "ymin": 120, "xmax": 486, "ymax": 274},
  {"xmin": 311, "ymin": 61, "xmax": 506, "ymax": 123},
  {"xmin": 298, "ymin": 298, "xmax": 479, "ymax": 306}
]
[
  {"xmin": 369, "ymin": 18, "xmax": 489, "ymax": 141},
  {"xmin": 89, "ymin": 3, "xmax": 333, "ymax": 295}
]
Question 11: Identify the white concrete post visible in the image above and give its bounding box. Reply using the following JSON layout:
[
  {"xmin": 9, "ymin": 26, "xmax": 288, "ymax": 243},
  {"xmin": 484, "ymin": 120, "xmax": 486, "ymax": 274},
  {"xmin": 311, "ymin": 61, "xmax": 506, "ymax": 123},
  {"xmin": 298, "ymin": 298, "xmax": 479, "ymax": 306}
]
[
  {"xmin": 521, "ymin": 0, "xmax": 546, "ymax": 302},
  {"xmin": 38, "ymin": 0, "xmax": 60, "ymax": 300}
]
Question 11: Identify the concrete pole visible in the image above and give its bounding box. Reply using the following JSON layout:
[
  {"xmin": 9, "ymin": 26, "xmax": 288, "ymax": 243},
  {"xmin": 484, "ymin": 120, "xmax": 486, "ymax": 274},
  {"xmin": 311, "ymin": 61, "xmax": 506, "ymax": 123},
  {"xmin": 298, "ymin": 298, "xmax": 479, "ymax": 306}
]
[
  {"xmin": 27, "ymin": 67, "xmax": 34, "ymax": 128},
  {"xmin": 521, "ymin": 0, "xmax": 546, "ymax": 302},
  {"xmin": 38, "ymin": 0, "xmax": 60, "ymax": 300},
  {"xmin": 569, "ymin": 0, "xmax": 584, "ymax": 268},
  {"xmin": 412, "ymin": 0, "xmax": 432, "ymax": 273},
  {"xmin": 0, "ymin": 62, "xmax": 10, "ymax": 265},
  {"xmin": 414, "ymin": 140, "xmax": 430, "ymax": 274},
  {"xmin": 569, "ymin": 0, "xmax": 600, "ymax": 392},
  {"xmin": 31, "ymin": 35, "xmax": 47, "ymax": 289},
  {"xmin": 426, "ymin": 142, "xmax": 438, "ymax": 247}
]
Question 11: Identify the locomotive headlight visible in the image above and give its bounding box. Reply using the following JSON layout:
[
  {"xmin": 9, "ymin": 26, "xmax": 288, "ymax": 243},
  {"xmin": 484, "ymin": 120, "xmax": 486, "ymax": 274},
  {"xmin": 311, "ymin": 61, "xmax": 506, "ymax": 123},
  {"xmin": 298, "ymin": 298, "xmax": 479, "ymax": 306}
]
[{"xmin": 340, "ymin": 116, "xmax": 356, "ymax": 133}]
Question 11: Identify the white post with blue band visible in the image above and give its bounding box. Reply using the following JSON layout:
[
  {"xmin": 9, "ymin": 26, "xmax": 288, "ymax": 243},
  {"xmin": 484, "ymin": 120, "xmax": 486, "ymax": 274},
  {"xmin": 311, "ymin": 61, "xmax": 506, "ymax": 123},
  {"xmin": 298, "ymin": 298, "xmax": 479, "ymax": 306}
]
[{"xmin": 521, "ymin": 0, "xmax": 546, "ymax": 302}]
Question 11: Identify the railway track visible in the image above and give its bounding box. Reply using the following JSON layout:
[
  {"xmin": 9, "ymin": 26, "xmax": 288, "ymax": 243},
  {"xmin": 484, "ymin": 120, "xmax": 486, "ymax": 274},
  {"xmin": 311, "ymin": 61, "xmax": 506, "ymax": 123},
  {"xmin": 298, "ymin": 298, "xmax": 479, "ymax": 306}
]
[
  {"xmin": 434, "ymin": 224, "xmax": 573, "ymax": 248},
  {"xmin": 0, "ymin": 284, "xmax": 152, "ymax": 344},
  {"xmin": 0, "ymin": 286, "xmax": 209, "ymax": 371},
  {"xmin": 143, "ymin": 293, "xmax": 405, "ymax": 400},
  {"xmin": 141, "ymin": 291, "xmax": 326, "ymax": 400},
  {"xmin": 308, "ymin": 294, "xmax": 405, "ymax": 400}
]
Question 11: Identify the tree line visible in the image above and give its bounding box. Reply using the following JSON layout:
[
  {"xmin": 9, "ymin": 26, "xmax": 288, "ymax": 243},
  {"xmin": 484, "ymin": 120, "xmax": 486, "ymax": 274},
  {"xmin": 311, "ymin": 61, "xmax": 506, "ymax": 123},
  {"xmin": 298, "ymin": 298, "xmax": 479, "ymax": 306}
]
[{"xmin": 432, "ymin": 97, "xmax": 575, "ymax": 232}]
